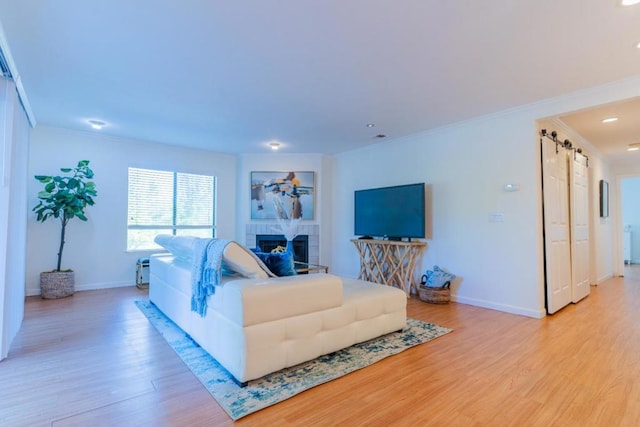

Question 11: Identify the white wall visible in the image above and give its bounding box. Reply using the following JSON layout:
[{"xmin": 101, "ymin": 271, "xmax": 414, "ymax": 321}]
[
  {"xmin": 332, "ymin": 76, "xmax": 640, "ymax": 318},
  {"xmin": 588, "ymin": 154, "xmax": 613, "ymax": 283},
  {"xmin": 621, "ymin": 177, "xmax": 640, "ymax": 263},
  {"xmin": 333, "ymin": 114, "xmax": 545, "ymax": 318},
  {"xmin": 237, "ymin": 153, "xmax": 333, "ymax": 265},
  {"xmin": 26, "ymin": 126, "xmax": 238, "ymax": 296},
  {"xmin": 0, "ymin": 78, "xmax": 29, "ymax": 360}
]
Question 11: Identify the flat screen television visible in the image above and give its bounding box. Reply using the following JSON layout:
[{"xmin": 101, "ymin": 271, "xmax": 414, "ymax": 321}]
[{"xmin": 354, "ymin": 183, "xmax": 425, "ymax": 240}]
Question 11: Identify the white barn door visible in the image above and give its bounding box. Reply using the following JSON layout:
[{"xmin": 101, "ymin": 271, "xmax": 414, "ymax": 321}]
[
  {"xmin": 541, "ymin": 138, "xmax": 572, "ymax": 314},
  {"xmin": 570, "ymin": 152, "xmax": 590, "ymax": 303}
]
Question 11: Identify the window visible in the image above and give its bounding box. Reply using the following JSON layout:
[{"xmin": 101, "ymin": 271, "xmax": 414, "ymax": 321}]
[{"xmin": 127, "ymin": 167, "xmax": 217, "ymax": 250}]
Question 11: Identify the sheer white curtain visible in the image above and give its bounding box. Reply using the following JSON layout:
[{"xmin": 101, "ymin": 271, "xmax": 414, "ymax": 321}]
[{"xmin": 0, "ymin": 77, "xmax": 29, "ymax": 360}]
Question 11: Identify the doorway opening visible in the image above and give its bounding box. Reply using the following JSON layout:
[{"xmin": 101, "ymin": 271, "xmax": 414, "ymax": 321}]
[{"xmin": 621, "ymin": 176, "xmax": 640, "ymax": 278}]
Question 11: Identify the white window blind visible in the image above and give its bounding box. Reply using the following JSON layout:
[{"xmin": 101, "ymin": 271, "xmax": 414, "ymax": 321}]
[{"xmin": 127, "ymin": 167, "xmax": 217, "ymax": 250}]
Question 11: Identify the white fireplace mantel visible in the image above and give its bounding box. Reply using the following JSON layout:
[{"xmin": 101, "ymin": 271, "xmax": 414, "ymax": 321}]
[{"xmin": 245, "ymin": 223, "xmax": 320, "ymax": 265}]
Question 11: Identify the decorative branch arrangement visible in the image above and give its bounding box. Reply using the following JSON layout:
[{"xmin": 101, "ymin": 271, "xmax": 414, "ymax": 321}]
[{"xmin": 273, "ymin": 215, "xmax": 301, "ymax": 242}]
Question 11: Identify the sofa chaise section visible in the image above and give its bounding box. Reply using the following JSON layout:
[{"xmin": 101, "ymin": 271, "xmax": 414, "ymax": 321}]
[{"xmin": 149, "ymin": 249, "xmax": 406, "ymax": 384}]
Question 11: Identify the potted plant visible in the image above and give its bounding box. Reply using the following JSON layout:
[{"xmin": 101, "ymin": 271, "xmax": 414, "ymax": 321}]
[{"xmin": 33, "ymin": 160, "xmax": 97, "ymax": 299}]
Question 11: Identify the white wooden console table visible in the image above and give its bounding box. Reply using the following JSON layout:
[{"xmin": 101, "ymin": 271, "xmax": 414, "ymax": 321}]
[{"xmin": 351, "ymin": 239, "xmax": 426, "ymax": 297}]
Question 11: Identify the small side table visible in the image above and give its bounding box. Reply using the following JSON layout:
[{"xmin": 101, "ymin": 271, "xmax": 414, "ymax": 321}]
[
  {"xmin": 294, "ymin": 261, "xmax": 329, "ymax": 274},
  {"xmin": 136, "ymin": 257, "xmax": 150, "ymax": 289}
]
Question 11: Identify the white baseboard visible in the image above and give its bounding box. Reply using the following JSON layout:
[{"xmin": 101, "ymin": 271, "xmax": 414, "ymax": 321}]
[
  {"xmin": 26, "ymin": 281, "xmax": 133, "ymax": 297},
  {"xmin": 451, "ymin": 294, "xmax": 546, "ymax": 319},
  {"xmin": 594, "ymin": 273, "xmax": 614, "ymax": 285},
  {"xmin": 336, "ymin": 270, "xmax": 547, "ymax": 318}
]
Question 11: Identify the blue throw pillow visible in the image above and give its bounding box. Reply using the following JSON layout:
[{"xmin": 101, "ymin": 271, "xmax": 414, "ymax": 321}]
[
  {"xmin": 250, "ymin": 248, "xmax": 297, "ymax": 277},
  {"xmin": 424, "ymin": 265, "xmax": 455, "ymax": 288}
]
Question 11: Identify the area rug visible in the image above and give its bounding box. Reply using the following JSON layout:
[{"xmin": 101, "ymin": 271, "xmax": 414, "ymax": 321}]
[{"xmin": 135, "ymin": 300, "xmax": 452, "ymax": 420}]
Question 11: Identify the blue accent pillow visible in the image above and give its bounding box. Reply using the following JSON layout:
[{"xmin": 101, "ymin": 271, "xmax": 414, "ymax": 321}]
[
  {"xmin": 424, "ymin": 265, "xmax": 455, "ymax": 288},
  {"xmin": 250, "ymin": 248, "xmax": 297, "ymax": 277}
]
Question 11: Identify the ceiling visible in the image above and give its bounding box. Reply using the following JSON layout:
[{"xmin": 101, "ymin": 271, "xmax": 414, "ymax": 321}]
[
  {"xmin": 1, "ymin": 0, "xmax": 640, "ymax": 155},
  {"xmin": 558, "ymin": 97, "xmax": 640, "ymax": 163}
]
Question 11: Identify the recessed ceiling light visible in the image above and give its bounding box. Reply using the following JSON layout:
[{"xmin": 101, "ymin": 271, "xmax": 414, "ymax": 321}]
[
  {"xmin": 628, "ymin": 147, "xmax": 640, "ymax": 151},
  {"xmin": 621, "ymin": 0, "xmax": 640, "ymax": 5},
  {"xmin": 269, "ymin": 142, "xmax": 280, "ymax": 150},
  {"xmin": 601, "ymin": 117, "xmax": 618, "ymax": 123},
  {"xmin": 366, "ymin": 123, "xmax": 375, "ymax": 128},
  {"xmin": 87, "ymin": 119, "xmax": 106, "ymax": 130}
]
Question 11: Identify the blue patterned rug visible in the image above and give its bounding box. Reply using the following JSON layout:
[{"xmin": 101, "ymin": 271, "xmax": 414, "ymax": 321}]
[{"xmin": 135, "ymin": 300, "xmax": 452, "ymax": 420}]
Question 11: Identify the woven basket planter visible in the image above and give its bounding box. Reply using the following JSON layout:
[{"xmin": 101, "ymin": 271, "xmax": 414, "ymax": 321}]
[
  {"xmin": 418, "ymin": 284, "xmax": 450, "ymax": 304},
  {"xmin": 40, "ymin": 271, "xmax": 75, "ymax": 299}
]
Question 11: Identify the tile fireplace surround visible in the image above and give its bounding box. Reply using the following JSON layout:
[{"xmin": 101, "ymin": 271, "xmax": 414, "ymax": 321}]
[{"xmin": 245, "ymin": 223, "xmax": 320, "ymax": 265}]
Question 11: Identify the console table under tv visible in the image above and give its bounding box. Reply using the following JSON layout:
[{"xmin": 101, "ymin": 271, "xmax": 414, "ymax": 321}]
[{"xmin": 351, "ymin": 239, "xmax": 426, "ymax": 297}]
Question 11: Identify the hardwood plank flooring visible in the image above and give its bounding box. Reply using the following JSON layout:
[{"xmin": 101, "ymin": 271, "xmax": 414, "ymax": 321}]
[
  {"xmin": 624, "ymin": 263, "xmax": 640, "ymax": 281},
  {"xmin": 1, "ymin": 274, "xmax": 639, "ymax": 426}
]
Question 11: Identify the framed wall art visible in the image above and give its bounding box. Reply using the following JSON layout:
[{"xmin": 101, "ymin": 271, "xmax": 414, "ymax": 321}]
[
  {"xmin": 599, "ymin": 179, "xmax": 609, "ymax": 218},
  {"xmin": 250, "ymin": 171, "xmax": 315, "ymax": 220}
]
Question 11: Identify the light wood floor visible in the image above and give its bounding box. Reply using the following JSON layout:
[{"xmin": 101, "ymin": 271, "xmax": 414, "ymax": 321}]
[
  {"xmin": 2, "ymin": 273, "xmax": 640, "ymax": 427},
  {"xmin": 624, "ymin": 263, "xmax": 640, "ymax": 281}
]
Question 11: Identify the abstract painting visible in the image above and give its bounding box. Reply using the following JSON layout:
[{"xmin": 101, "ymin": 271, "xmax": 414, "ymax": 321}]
[{"xmin": 250, "ymin": 171, "xmax": 315, "ymax": 220}]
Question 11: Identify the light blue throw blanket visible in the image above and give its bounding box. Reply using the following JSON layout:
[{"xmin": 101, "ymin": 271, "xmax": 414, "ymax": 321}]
[{"xmin": 191, "ymin": 238, "xmax": 231, "ymax": 317}]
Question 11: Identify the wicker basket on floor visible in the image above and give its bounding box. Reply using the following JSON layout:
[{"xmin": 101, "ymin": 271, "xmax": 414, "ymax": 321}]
[
  {"xmin": 418, "ymin": 282, "xmax": 450, "ymax": 304},
  {"xmin": 40, "ymin": 271, "xmax": 75, "ymax": 299}
]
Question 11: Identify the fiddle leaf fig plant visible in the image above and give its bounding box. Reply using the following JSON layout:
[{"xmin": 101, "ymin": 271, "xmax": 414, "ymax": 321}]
[{"xmin": 33, "ymin": 160, "xmax": 98, "ymax": 272}]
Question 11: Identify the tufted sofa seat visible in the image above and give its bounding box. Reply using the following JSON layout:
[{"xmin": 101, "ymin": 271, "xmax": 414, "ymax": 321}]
[{"xmin": 149, "ymin": 253, "xmax": 407, "ymax": 384}]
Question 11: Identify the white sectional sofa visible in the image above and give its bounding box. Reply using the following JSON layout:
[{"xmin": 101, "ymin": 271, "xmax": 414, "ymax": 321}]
[{"xmin": 148, "ymin": 239, "xmax": 407, "ymax": 384}]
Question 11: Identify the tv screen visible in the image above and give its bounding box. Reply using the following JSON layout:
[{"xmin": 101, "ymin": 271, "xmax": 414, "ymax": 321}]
[{"xmin": 354, "ymin": 183, "xmax": 425, "ymax": 240}]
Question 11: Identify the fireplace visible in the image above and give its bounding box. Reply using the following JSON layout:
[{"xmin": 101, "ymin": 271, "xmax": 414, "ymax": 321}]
[
  {"xmin": 246, "ymin": 223, "xmax": 319, "ymax": 265},
  {"xmin": 255, "ymin": 234, "xmax": 308, "ymax": 263}
]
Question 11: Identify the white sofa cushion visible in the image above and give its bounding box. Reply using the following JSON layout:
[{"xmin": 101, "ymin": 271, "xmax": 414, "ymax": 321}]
[
  {"xmin": 216, "ymin": 274, "xmax": 343, "ymax": 326},
  {"xmin": 153, "ymin": 234, "xmax": 199, "ymax": 261},
  {"xmin": 153, "ymin": 235, "xmax": 270, "ymax": 279},
  {"xmin": 222, "ymin": 241, "xmax": 270, "ymax": 279}
]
